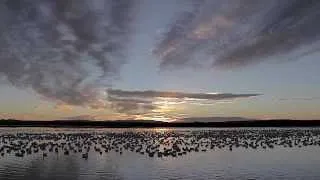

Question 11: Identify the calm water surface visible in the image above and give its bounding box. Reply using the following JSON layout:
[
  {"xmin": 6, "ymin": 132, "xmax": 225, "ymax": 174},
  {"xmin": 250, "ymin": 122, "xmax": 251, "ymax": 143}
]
[{"xmin": 0, "ymin": 127, "xmax": 320, "ymax": 180}]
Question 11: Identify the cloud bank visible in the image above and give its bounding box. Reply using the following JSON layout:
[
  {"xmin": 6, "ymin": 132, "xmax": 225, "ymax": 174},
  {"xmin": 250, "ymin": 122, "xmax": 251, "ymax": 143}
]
[
  {"xmin": 154, "ymin": 0, "xmax": 320, "ymax": 69},
  {"xmin": 107, "ymin": 89, "xmax": 260, "ymax": 117},
  {"xmin": 0, "ymin": 0, "xmax": 136, "ymax": 106}
]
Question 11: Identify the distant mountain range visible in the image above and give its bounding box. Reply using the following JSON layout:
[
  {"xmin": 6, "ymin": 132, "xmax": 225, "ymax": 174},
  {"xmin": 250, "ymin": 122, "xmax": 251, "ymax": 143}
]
[{"xmin": 0, "ymin": 117, "xmax": 320, "ymax": 128}]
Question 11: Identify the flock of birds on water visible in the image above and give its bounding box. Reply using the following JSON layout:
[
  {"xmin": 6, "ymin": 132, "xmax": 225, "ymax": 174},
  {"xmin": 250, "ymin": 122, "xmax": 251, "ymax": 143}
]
[{"xmin": 0, "ymin": 129, "xmax": 320, "ymax": 160}]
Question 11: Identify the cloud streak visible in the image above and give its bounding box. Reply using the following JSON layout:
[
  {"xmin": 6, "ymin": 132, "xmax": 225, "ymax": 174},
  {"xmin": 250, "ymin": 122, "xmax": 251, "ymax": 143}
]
[
  {"xmin": 108, "ymin": 89, "xmax": 260, "ymax": 100},
  {"xmin": 0, "ymin": 0, "xmax": 136, "ymax": 106},
  {"xmin": 279, "ymin": 97, "xmax": 320, "ymax": 101},
  {"xmin": 154, "ymin": 0, "xmax": 320, "ymax": 69}
]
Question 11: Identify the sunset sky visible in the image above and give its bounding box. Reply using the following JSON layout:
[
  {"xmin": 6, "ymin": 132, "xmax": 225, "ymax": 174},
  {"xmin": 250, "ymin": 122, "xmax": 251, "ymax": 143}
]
[{"xmin": 0, "ymin": 0, "xmax": 320, "ymax": 121}]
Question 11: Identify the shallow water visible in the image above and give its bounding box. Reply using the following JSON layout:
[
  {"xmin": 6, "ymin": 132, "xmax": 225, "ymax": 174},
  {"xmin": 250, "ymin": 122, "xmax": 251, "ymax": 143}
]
[{"xmin": 0, "ymin": 127, "xmax": 320, "ymax": 180}]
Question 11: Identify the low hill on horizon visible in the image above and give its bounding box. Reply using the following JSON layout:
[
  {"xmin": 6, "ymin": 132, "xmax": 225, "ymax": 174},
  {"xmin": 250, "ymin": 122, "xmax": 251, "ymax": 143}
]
[
  {"xmin": 0, "ymin": 118, "xmax": 320, "ymax": 128},
  {"xmin": 178, "ymin": 116, "xmax": 256, "ymax": 122}
]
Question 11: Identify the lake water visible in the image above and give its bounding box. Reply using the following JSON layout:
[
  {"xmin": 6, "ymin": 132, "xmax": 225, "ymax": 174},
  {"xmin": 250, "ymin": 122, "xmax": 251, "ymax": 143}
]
[{"xmin": 0, "ymin": 127, "xmax": 320, "ymax": 180}]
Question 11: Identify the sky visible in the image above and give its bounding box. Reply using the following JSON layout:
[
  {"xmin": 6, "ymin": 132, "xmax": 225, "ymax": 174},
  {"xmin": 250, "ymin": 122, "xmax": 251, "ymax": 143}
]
[{"xmin": 0, "ymin": 0, "xmax": 320, "ymax": 121}]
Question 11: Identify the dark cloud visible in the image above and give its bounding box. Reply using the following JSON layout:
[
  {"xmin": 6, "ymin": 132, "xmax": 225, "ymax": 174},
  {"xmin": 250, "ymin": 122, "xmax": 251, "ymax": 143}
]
[
  {"xmin": 107, "ymin": 89, "xmax": 260, "ymax": 115},
  {"xmin": 154, "ymin": 0, "xmax": 320, "ymax": 69},
  {"xmin": 110, "ymin": 101, "xmax": 157, "ymax": 115},
  {"xmin": 107, "ymin": 95, "xmax": 156, "ymax": 115},
  {"xmin": 108, "ymin": 89, "xmax": 260, "ymax": 100},
  {"xmin": 0, "ymin": 0, "xmax": 136, "ymax": 106}
]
